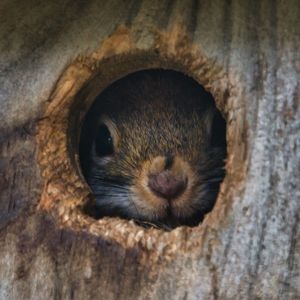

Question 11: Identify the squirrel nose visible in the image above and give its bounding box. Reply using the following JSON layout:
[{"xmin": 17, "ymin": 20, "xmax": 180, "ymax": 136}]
[{"xmin": 148, "ymin": 170, "xmax": 187, "ymax": 200}]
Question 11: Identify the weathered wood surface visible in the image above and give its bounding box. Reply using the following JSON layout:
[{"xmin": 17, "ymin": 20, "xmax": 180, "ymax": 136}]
[{"xmin": 1, "ymin": 0, "xmax": 299, "ymax": 299}]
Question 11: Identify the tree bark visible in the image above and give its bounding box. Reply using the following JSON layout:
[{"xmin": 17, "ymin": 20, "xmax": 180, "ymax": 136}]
[{"xmin": 1, "ymin": 0, "xmax": 299, "ymax": 299}]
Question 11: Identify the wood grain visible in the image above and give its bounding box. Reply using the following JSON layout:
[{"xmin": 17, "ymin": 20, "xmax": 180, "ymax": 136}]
[{"xmin": 0, "ymin": 0, "xmax": 299, "ymax": 299}]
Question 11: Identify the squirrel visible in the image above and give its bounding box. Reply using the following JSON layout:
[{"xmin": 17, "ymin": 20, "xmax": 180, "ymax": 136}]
[{"xmin": 79, "ymin": 69, "xmax": 226, "ymax": 229}]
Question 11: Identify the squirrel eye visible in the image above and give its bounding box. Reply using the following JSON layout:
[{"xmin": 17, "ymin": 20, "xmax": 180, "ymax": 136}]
[{"xmin": 95, "ymin": 124, "xmax": 114, "ymax": 157}]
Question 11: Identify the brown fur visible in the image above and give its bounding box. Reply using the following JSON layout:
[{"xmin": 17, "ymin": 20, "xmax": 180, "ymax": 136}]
[{"xmin": 80, "ymin": 69, "xmax": 226, "ymax": 229}]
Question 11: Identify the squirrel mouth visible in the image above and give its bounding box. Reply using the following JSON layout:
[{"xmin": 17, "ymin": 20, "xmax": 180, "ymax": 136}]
[{"xmin": 131, "ymin": 155, "xmax": 198, "ymax": 225}]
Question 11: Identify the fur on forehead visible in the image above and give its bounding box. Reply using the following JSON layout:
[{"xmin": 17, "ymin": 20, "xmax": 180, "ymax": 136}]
[
  {"xmin": 85, "ymin": 71, "xmax": 215, "ymax": 160},
  {"xmin": 95, "ymin": 69, "xmax": 214, "ymax": 117}
]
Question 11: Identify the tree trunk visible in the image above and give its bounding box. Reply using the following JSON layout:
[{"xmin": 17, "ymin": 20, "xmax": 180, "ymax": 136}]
[{"xmin": 1, "ymin": 0, "xmax": 299, "ymax": 299}]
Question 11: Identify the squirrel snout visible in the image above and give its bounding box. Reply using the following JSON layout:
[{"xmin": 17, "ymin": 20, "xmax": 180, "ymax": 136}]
[{"xmin": 148, "ymin": 170, "xmax": 188, "ymax": 200}]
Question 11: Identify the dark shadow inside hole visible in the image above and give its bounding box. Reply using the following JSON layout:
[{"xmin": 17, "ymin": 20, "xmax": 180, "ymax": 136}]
[{"xmin": 79, "ymin": 69, "xmax": 227, "ymax": 230}]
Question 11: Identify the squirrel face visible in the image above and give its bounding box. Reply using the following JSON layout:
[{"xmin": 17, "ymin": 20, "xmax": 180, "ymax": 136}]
[{"xmin": 80, "ymin": 70, "xmax": 226, "ymax": 228}]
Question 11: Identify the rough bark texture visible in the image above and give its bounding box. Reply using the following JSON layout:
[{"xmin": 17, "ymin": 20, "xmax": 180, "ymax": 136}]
[{"xmin": 1, "ymin": 1, "xmax": 299, "ymax": 299}]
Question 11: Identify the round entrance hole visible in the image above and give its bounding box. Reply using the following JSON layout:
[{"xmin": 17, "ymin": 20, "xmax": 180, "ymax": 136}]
[{"xmin": 79, "ymin": 69, "xmax": 227, "ymax": 229}]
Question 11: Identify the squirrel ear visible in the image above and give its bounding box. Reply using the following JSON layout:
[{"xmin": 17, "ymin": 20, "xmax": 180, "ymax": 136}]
[
  {"xmin": 203, "ymin": 107, "xmax": 227, "ymax": 147},
  {"xmin": 203, "ymin": 106, "xmax": 216, "ymax": 142}
]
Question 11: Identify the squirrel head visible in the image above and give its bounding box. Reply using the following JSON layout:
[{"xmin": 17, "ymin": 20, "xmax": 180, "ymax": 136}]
[{"xmin": 80, "ymin": 70, "xmax": 226, "ymax": 229}]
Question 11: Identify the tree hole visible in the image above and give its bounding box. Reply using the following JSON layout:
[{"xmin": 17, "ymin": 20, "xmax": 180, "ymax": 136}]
[{"xmin": 79, "ymin": 69, "xmax": 227, "ymax": 230}]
